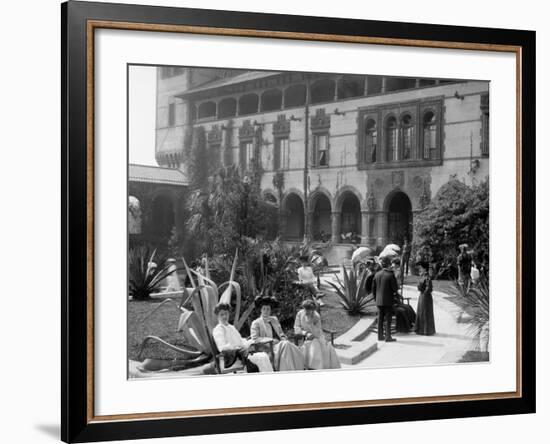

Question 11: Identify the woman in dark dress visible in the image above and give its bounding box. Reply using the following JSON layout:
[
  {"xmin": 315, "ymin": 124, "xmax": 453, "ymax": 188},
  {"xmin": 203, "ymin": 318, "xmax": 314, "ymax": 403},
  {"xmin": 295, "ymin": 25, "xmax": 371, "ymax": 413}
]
[{"xmin": 415, "ymin": 261, "xmax": 436, "ymax": 335}]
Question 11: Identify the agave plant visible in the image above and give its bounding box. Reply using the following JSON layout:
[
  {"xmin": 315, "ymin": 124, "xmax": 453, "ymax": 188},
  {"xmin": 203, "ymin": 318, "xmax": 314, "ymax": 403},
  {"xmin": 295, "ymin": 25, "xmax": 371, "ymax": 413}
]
[
  {"xmin": 327, "ymin": 266, "xmax": 373, "ymax": 316},
  {"xmin": 138, "ymin": 251, "xmax": 257, "ymax": 373},
  {"xmin": 128, "ymin": 246, "xmax": 178, "ymax": 300}
]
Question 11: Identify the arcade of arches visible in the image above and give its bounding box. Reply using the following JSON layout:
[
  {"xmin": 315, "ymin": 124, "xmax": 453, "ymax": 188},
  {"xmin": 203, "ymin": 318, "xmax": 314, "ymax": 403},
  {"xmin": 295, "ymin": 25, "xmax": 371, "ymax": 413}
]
[
  {"xmin": 128, "ymin": 185, "xmax": 186, "ymax": 245},
  {"xmin": 280, "ymin": 190, "xmax": 413, "ymax": 246}
]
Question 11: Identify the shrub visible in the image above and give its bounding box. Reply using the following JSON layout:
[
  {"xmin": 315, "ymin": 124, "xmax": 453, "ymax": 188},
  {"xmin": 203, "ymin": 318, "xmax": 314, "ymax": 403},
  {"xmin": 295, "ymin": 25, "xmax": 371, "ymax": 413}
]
[{"xmin": 412, "ymin": 178, "xmax": 489, "ymax": 274}]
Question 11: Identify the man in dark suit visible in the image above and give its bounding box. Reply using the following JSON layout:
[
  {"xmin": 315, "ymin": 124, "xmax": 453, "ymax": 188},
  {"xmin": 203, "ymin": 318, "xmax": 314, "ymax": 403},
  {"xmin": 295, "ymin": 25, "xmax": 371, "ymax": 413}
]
[{"xmin": 372, "ymin": 256, "xmax": 398, "ymax": 342}]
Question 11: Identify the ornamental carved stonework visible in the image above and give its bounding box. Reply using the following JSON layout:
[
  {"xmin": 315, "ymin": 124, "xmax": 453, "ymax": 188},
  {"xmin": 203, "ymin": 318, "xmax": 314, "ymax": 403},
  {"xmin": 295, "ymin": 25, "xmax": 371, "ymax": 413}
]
[
  {"xmin": 207, "ymin": 125, "xmax": 223, "ymax": 144},
  {"xmin": 419, "ymin": 187, "xmax": 431, "ymax": 208},
  {"xmin": 239, "ymin": 119, "xmax": 255, "ymax": 139},
  {"xmin": 392, "ymin": 171, "xmax": 404, "ymax": 188},
  {"xmin": 412, "ymin": 175, "xmax": 424, "ymax": 190},
  {"xmin": 310, "ymin": 108, "xmax": 331, "ymax": 131},
  {"xmin": 366, "ymin": 191, "xmax": 378, "ymax": 212},
  {"xmin": 419, "ymin": 177, "xmax": 432, "ymax": 208},
  {"xmin": 272, "ymin": 114, "xmax": 291, "ymax": 135}
]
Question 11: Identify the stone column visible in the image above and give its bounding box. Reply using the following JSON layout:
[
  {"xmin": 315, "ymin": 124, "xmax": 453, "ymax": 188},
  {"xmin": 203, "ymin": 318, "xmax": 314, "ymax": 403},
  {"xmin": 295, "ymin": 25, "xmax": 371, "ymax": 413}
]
[
  {"xmin": 361, "ymin": 210, "xmax": 369, "ymax": 245},
  {"xmin": 279, "ymin": 208, "xmax": 288, "ymax": 241},
  {"xmin": 367, "ymin": 212, "xmax": 377, "ymax": 247},
  {"xmin": 377, "ymin": 211, "xmax": 387, "ymax": 246},
  {"xmin": 308, "ymin": 210, "xmax": 315, "ymax": 242},
  {"xmin": 381, "ymin": 77, "xmax": 387, "ymax": 93},
  {"xmin": 331, "ymin": 211, "xmax": 341, "ymax": 244}
]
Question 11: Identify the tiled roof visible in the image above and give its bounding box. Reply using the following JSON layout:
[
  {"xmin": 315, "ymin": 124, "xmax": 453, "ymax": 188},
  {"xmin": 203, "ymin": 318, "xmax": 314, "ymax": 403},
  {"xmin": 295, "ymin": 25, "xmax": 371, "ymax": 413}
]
[
  {"xmin": 176, "ymin": 71, "xmax": 281, "ymax": 97},
  {"xmin": 129, "ymin": 164, "xmax": 189, "ymax": 186}
]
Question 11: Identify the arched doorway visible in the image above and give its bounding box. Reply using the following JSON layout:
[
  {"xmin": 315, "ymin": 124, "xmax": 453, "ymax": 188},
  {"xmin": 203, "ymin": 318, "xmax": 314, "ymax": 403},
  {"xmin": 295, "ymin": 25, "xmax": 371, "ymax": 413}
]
[
  {"xmin": 387, "ymin": 191, "xmax": 412, "ymax": 245},
  {"xmin": 340, "ymin": 192, "xmax": 361, "ymax": 242},
  {"xmin": 152, "ymin": 194, "xmax": 175, "ymax": 237},
  {"xmin": 283, "ymin": 193, "xmax": 304, "ymax": 240},
  {"xmin": 311, "ymin": 194, "xmax": 331, "ymax": 241}
]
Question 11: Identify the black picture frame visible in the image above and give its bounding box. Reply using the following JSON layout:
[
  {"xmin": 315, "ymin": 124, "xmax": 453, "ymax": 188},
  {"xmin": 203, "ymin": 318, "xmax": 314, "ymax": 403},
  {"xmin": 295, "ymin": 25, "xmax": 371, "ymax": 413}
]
[{"xmin": 61, "ymin": 1, "xmax": 536, "ymax": 442}]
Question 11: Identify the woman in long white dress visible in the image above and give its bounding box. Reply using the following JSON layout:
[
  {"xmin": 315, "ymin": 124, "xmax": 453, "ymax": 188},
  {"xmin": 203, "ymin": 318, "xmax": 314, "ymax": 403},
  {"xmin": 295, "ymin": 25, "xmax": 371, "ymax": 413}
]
[
  {"xmin": 250, "ymin": 296, "xmax": 305, "ymax": 372},
  {"xmin": 212, "ymin": 303, "xmax": 273, "ymax": 373},
  {"xmin": 294, "ymin": 300, "xmax": 341, "ymax": 370}
]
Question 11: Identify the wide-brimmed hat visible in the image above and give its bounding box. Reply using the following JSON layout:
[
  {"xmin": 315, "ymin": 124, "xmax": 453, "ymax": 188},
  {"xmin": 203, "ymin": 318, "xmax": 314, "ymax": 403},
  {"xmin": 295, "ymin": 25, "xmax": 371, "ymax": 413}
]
[
  {"xmin": 254, "ymin": 295, "xmax": 279, "ymax": 308},
  {"xmin": 301, "ymin": 299, "xmax": 317, "ymax": 310}
]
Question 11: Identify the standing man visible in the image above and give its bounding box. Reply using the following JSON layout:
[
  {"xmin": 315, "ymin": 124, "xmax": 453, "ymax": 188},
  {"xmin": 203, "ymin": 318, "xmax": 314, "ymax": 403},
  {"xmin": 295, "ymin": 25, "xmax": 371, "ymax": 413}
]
[{"xmin": 372, "ymin": 256, "xmax": 398, "ymax": 342}]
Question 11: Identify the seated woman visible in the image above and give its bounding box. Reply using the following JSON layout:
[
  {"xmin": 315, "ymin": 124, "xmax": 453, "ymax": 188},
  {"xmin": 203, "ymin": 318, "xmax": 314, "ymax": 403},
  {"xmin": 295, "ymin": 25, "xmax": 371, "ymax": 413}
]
[
  {"xmin": 393, "ymin": 293, "xmax": 416, "ymax": 333},
  {"xmin": 390, "ymin": 258, "xmax": 416, "ymax": 333},
  {"xmin": 294, "ymin": 300, "xmax": 341, "ymax": 370},
  {"xmin": 212, "ymin": 303, "xmax": 273, "ymax": 373},
  {"xmin": 250, "ymin": 296, "xmax": 305, "ymax": 372},
  {"xmin": 297, "ymin": 255, "xmax": 321, "ymax": 296}
]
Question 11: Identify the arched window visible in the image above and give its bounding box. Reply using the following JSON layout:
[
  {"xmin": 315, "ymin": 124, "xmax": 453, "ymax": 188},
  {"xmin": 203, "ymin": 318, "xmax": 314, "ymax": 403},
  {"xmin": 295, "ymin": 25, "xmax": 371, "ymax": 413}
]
[
  {"xmin": 423, "ymin": 111, "xmax": 437, "ymax": 159},
  {"xmin": 284, "ymin": 84, "xmax": 306, "ymax": 108},
  {"xmin": 310, "ymin": 79, "xmax": 335, "ymax": 104},
  {"xmin": 197, "ymin": 101, "xmax": 216, "ymax": 119},
  {"xmin": 401, "ymin": 114, "xmax": 414, "ymax": 160},
  {"xmin": 238, "ymin": 94, "xmax": 259, "ymax": 115},
  {"xmin": 218, "ymin": 98, "xmax": 237, "ymax": 118},
  {"xmin": 364, "ymin": 119, "xmax": 377, "ymax": 163},
  {"xmin": 385, "ymin": 116, "xmax": 398, "ymax": 162},
  {"xmin": 337, "ymin": 75, "xmax": 364, "ymax": 99},
  {"xmin": 260, "ymin": 89, "xmax": 283, "ymax": 112}
]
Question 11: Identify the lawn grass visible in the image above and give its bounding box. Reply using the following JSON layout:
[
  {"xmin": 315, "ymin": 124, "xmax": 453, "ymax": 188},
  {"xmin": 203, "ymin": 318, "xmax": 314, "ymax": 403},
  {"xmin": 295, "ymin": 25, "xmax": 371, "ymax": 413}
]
[
  {"xmin": 319, "ymin": 283, "xmax": 376, "ymax": 340},
  {"xmin": 128, "ymin": 296, "xmax": 188, "ymax": 361}
]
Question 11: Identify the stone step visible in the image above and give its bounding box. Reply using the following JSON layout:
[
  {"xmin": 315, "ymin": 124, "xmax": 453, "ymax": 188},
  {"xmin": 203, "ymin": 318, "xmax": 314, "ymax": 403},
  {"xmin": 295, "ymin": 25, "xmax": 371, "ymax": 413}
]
[{"xmin": 334, "ymin": 317, "xmax": 378, "ymax": 365}]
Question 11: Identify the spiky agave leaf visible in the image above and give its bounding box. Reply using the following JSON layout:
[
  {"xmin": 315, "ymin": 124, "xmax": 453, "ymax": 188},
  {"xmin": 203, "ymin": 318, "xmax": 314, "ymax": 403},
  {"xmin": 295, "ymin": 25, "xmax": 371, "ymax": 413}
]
[
  {"xmin": 181, "ymin": 256, "xmax": 196, "ymax": 289},
  {"xmin": 191, "ymin": 269, "xmax": 219, "ymax": 297},
  {"xmin": 176, "ymin": 308, "xmax": 211, "ymax": 353},
  {"xmin": 234, "ymin": 301, "xmax": 257, "ymax": 331},
  {"xmin": 193, "ymin": 271, "xmax": 218, "ymax": 331},
  {"xmin": 204, "ymin": 255, "xmax": 211, "ymax": 280},
  {"xmin": 341, "ymin": 265, "xmax": 351, "ymax": 301},
  {"xmin": 188, "ymin": 287, "xmax": 214, "ymax": 351}
]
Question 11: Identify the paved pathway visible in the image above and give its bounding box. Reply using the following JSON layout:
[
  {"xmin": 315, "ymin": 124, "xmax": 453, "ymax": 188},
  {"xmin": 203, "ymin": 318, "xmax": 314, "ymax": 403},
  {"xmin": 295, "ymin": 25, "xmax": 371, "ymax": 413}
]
[
  {"xmin": 349, "ymin": 286, "xmax": 475, "ymax": 369},
  {"xmin": 318, "ymin": 273, "xmax": 477, "ymax": 369}
]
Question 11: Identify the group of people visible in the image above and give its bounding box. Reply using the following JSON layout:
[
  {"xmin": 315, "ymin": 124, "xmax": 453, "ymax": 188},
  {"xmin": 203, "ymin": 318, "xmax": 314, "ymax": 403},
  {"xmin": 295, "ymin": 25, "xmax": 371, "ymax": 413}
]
[
  {"xmin": 365, "ymin": 254, "xmax": 436, "ymax": 342},
  {"xmin": 211, "ymin": 296, "xmax": 341, "ymax": 374}
]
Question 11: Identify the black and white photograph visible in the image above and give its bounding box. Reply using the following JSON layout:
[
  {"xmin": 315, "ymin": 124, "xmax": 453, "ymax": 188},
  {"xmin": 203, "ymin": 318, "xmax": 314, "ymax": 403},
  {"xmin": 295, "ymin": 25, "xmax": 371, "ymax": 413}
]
[{"xmin": 128, "ymin": 65, "xmax": 490, "ymax": 378}]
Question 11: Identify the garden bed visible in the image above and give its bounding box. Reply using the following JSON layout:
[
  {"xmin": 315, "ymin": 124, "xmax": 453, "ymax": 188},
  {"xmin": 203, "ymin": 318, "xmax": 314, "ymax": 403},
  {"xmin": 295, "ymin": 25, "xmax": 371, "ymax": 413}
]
[{"xmin": 129, "ymin": 287, "xmax": 363, "ymax": 362}]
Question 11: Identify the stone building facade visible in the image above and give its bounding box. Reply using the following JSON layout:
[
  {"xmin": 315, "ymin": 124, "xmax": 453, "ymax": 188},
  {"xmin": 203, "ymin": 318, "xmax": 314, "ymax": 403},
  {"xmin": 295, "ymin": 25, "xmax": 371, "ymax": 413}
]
[{"xmin": 154, "ymin": 67, "xmax": 489, "ymax": 258}]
